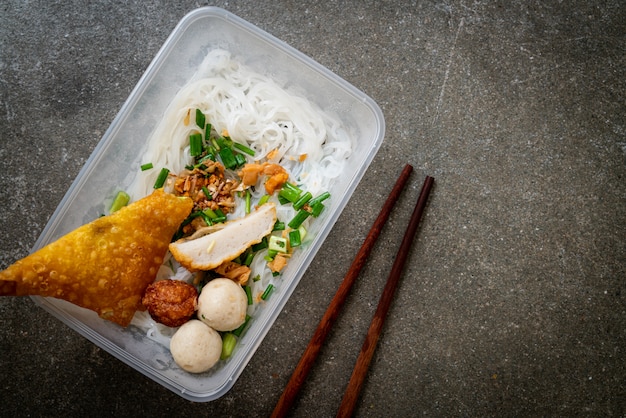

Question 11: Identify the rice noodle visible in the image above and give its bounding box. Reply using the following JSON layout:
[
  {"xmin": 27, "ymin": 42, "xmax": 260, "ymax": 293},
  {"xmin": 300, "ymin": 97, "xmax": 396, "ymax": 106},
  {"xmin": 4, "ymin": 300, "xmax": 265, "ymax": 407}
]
[
  {"xmin": 128, "ymin": 49, "xmax": 350, "ymax": 199},
  {"xmin": 128, "ymin": 49, "xmax": 352, "ymax": 348}
]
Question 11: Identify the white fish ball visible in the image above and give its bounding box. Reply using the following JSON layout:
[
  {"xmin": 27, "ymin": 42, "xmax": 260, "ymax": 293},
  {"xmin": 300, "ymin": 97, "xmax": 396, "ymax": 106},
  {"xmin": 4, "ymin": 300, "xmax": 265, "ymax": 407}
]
[
  {"xmin": 170, "ymin": 319, "xmax": 222, "ymax": 373},
  {"xmin": 198, "ymin": 278, "xmax": 247, "ymax": 332}
]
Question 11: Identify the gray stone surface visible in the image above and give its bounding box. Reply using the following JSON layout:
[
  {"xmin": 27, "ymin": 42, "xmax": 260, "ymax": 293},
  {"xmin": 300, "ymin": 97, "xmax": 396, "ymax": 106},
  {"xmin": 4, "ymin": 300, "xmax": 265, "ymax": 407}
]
[{"xmin": 1, "ymin": 1, "xmax": 624, "ymax": 416}]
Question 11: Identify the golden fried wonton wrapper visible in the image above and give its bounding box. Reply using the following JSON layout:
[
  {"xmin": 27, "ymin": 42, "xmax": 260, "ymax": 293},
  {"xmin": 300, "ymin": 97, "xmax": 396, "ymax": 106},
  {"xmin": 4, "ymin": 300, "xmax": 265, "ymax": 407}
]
[{"xmin": 0, "ymin": 189, "xmax": 193, "ymax": 327}]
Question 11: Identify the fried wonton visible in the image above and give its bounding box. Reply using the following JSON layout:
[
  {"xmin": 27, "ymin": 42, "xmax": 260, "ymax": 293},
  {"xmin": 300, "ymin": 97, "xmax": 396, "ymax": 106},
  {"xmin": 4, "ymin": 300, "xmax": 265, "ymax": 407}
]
[{"xmin": 0, "ymin": 188, "xmax": 193, "ymax": 327}]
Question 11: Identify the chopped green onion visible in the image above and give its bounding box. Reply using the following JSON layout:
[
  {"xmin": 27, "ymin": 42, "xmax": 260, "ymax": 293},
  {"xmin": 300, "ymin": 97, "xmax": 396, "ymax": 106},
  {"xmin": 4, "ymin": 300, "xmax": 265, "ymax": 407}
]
[
  {"xmin": 203, "ymin": 208, "xmax": 217, "ymax": 219},
  {"xmin": 284, "ymin": 182, "xmax": 302, "ymax": 193},
  {"xmin": 293, "ymin": 191, "xmax": 312, "ymax": 211},
  {"xmin": 273, "ymin": 221, "xmax": 285, "ymax": 231},
  {"xmin": 198, "ymin": 154, "xmax": 214, "ymax": 164},
  {"xmin": 219, "ymin": 147, "xmax": 237, "ymax": 169},
  {"xmin": 217, "ymin": 136, "xmax": 233, "ymax": 149},
  {"xmin": 153, "ymin": 168, "xmax": 170, "ymax": 189},
  {"xmin": 233, "ymin": 315, "xmax": 251, "ymax": 337},
  {"xmin": 198, "ymin": 151, "xmax": 215, "ymax": 163},
  {"xmin": 195, "ymin": 109, "xmax": 205, "ymax": 129},
  {"xmin": 243, "ymin": 251, "xmax": 255, "ymax": 266},
  {"xmin": 202, "ymin": 186, "xmax": 212, "ymax": 200},
  {"xmin": 265, "ymin": 251, "xmax": 277, "ymax": 261},
  {"xmin": 269, "ymin": 235, "xmax": 288, "ymax": 253},
  {"xmin": 198, "ymin": 211, "xmax": 213, "ymax": 226},
  {"xmin": 110, "ymin": 191, "xmax": 130, "ymax": 213},
  {"xmin": 184, "ymin": 208, "xmax": 220, "ymax": 227},
  {"xmin": 244, "ymin": 285, "xmax": 253, "ymax": 305},
  {"xmin": 310, "ymin": 202, "xmax": 325, "ymax": 217},
  {"xmin": 214, "ymin": 216, "xmax": 227, "ymax": 224},
  {"xmin": 233, "ymin": 142, "xmax": 255, "ymax": 156},
  {"xmin": 252, "ymin": 274, "xmax": 261, "ymax": 282},
  {"xmin": 189, "ymin": 133, "xmax": 203, "ymax": 157},
  {"xmin": 245, "ymin": 189, "xmax": 251, "ymax": 214},
  {"xmin": 288, "ymin": 229, "xmax": 301, "ymax": 247},
  {"xmin": 308, "ymin": 191, "xmax": 331, "ymax": 207},
  {"xmin": 258, "ymin": 194, "xmax": 271, "ymax": 206},
  {"xmin": 277, "ymin": 194, "xmax": 291, "ymax": 205},
  {"xmin": 235, "ymin": 152, "xmax": 247, "ymax": 167},
  {"xmin": 261, "ymin": 284, "xmax": 275, "ymax": 300},
  {"xmin": 220, "ymin": 333, "xmax": 237, "ymax": 360},
  {"xmin": 298, "ymin": 225, "xmax": 308, "ymax": 241},
  {"xmin": 288, "ymin": 209, "xmax": 310, "ymax": 229},
  {"xmin": 140, "ymin": 162, "xmax": 153, "ymax": 171},
  {"xmin": 205, "ymin": 122, "xmax": 212, "ymax": 139},
  {"xmin": 278, "ymin": 183, "xmax": 302, "ymax": 203}
]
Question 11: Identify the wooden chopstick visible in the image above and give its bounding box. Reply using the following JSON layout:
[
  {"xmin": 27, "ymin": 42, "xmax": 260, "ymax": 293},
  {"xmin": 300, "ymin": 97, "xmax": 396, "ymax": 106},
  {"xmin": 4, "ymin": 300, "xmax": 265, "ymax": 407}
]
[
  {"xmin": 336, "ymin": 175, "xmax": 434, "ymax": 418},
  {"xmin": 271, "ymin": 164, "xmax": 414, "ymax": 418}
]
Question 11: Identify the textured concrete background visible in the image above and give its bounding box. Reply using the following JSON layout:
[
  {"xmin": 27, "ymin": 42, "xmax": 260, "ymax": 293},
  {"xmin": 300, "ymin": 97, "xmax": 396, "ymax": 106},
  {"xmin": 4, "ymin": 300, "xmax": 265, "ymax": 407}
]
[{"xmin": 1, "ymin": 1, "xmax": 624, "ymax": 416}]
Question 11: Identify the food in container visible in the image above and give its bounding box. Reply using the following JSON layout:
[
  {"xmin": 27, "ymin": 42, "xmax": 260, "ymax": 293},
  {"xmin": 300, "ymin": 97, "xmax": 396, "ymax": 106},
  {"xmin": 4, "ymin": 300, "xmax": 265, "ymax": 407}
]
[{"xmin": 2, "ymin": 7, "xmax": 385, "ymax": 401}]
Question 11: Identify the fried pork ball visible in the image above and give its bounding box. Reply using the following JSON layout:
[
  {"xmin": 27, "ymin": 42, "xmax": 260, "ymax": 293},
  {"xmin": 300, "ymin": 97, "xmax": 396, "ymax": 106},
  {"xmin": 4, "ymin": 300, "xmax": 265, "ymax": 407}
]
[
  {"xmin": 170, "ymin": 319, "xmax": 222, "ymax": 373},
  {"xmin": 142, "ymin": 279, "xmax": 198, "ymax": 327},
  {"xmin": 197, "ymin": 278, "xmax": 247, "ymax": 331}
]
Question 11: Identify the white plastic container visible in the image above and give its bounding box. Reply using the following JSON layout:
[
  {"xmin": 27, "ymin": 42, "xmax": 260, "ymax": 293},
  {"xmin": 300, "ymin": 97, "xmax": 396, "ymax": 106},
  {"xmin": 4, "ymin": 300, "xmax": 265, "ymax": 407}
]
[{"xmin": 29, "ymin": 7, "xmax": 384, "ymax": 401}]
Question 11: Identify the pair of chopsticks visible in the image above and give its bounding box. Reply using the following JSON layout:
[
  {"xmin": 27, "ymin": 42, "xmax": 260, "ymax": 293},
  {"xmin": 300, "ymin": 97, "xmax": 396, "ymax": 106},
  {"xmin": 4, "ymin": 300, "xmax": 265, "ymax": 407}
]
[{"xmin": 272, "ymin": 164, "xmax": 434, "ymax": 417}]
